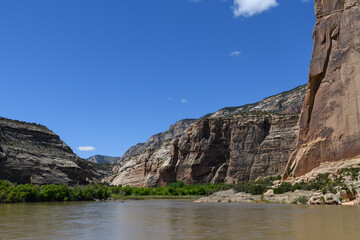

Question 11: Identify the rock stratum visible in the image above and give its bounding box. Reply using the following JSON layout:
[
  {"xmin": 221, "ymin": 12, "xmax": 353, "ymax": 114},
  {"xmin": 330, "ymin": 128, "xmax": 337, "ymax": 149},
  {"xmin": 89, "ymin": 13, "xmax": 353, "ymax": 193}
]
[
  {"xmin": 286, "ymin": 0, "xmax": 360, "ymax": 178},
  {"xmin": 0, "ymin": 117, "xmax": 102, "ymax": 185},
  {"xmin": 106, "ymin": 85, "xmax": 307, "ymax": 187}
]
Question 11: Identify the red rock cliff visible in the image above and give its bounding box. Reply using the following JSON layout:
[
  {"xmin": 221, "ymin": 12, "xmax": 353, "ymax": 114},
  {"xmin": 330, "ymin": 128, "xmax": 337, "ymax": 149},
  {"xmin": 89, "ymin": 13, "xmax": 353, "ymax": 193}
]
[{"xmin": 287, "ymin": 0, "xmax": 360, "ymax": 178}]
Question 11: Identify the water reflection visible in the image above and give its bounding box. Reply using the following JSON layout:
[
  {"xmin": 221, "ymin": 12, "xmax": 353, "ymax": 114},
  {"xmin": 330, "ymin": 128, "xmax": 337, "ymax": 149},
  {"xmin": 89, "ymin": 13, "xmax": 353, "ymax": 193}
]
[{"xmin": 0, "ymin": 201, "xmax": 359, "ymax": 240}]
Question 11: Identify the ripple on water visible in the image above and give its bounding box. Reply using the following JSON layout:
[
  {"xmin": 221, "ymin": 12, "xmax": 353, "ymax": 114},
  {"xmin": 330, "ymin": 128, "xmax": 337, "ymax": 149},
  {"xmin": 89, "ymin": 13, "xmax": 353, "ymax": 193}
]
[{"xmin": 0, "ymin": 201, "xmax": 360, "ymax": 240}]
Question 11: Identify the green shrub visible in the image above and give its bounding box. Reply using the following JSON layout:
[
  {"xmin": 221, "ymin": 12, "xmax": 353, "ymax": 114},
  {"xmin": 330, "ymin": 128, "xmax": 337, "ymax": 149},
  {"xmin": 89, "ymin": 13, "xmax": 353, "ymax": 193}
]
[
  {"xmin": 274, "ymin": 182, "xmax": 292, "ymax": 194},
  {"xmin": 290, "ymin": 181, "xmax": 306, "ymax": 192},
  {"xmin": 233, "ymin": 182, "xmax": 268, "ymax": 195},
  {"xmin": 168, "ymin": 181, "xmax": 185, "ymax": 188},
  {"xmin": 249, "ymin": 184, "xmax": 267, "ymax": 195}
]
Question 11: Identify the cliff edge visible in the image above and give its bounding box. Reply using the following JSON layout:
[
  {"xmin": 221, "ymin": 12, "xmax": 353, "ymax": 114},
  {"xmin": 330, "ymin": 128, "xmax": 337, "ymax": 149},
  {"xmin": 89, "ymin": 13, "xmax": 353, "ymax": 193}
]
[{"xmin": 286, "ymin": 0, "xmax": 360, "ymax": 178}]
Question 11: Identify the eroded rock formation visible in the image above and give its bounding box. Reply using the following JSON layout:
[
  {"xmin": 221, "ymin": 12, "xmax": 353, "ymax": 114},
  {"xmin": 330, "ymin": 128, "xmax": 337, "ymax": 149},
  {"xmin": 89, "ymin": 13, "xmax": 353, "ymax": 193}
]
[
  {"xmin": 106, "ymin": 85, "xmax": 306, "ymax": 187},
  {"xmin": 108, "ymin": 114, "xmax": 299, "ymax": 187},
  {"xmin": 0, "ymin": 117, "xmax": 103, "ymax": 185},
  {"xmin": 286, "ymin": 0, "xmax": 360, "ymax": 178},
  {"xmin": 118, "ymin": 119, "xmax": 196, "ymax": 163}
]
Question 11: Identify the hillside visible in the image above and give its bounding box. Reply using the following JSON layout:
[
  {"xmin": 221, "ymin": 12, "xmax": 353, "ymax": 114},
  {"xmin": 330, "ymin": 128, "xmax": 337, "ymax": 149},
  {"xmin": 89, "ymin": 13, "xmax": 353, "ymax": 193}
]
[{"xmin": 0, "ymin": 117, "xmax": 103, "ymax": 185}]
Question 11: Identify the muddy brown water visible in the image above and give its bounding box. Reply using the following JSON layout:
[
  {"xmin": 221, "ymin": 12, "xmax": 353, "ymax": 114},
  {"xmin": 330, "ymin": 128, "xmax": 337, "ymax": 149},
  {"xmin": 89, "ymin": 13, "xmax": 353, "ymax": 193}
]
[{"xmin": 0, "ymin": 200, "xmax": 359, "ymax": 240}]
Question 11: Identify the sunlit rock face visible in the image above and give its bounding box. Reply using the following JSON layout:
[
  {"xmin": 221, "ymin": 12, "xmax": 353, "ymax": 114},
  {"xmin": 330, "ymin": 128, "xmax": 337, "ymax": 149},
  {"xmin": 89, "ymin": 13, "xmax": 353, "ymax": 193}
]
[
  {"xmin": 107, "ymin": 114, "xmax": 299, "ymax": 187},
  {"xmin": 106, "ymin": 85, "xmax": 306, "ymax": 187},
  {"xmin": 287, "ymin": 0, "xmax": 360, "ymax": 178},
  {"xmin": 117, "ymin": 119, "xmax": 196, "ymax": 164}
]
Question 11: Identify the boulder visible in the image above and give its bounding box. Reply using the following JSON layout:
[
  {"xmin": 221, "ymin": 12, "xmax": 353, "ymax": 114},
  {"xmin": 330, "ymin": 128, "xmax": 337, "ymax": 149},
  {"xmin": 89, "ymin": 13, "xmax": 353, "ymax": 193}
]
[
  {"xmin": 264, "ymin": 189, "xmax": 274, "ymax": 197},
  {"xmin": 309, "ymin": 193, "xmax": 342, "ymax": 205}
]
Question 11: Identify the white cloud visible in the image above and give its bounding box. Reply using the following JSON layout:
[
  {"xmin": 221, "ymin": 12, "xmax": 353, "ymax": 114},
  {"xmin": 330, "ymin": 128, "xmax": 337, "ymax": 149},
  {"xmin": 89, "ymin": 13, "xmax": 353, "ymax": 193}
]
[
  {"xmin": 77, "ymin": 146, "xmax": 96, "ymax": 151},
  {"xmin": 181, "ymin": 99, "xmax": 188, "ymax": 103},
  {"xmin": 232, "ymin": 0, "xmax": 278, "ymax": 17},
  {"xmin": 230, "ymin": 50, "xmax": 241, "ymax": 56}
]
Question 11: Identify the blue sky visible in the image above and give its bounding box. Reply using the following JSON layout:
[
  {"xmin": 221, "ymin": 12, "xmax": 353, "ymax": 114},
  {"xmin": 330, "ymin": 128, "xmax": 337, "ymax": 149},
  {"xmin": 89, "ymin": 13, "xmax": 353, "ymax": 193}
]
[{"xmin": 0, "ymin": 0, "xmax": 315, "ymax": 158}]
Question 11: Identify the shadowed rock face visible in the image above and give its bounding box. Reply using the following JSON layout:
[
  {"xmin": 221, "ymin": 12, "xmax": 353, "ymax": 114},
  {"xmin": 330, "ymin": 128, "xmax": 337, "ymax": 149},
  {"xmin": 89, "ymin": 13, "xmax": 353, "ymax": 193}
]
[
  {"xmin": 106, "ymin": 85, "xmax": 306, "ymax": 187},
  {"xmin": 287, "ymin": 0, "xmax": 360, "ymax": 178},
  {"xmin": 177, "ymin": 114, "xmax": 299, "ymax": 184},
  {"xmin": 0, "ymin": 117, "xmax": 102, "ymax": 185}
]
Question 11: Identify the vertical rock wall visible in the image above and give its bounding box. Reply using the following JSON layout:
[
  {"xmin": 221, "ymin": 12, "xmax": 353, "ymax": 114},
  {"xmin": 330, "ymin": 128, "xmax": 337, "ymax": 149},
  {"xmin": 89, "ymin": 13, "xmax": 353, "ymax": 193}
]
[{"xmin": 287, "ymin": 0, "xmax": 360, "ymax": 178}]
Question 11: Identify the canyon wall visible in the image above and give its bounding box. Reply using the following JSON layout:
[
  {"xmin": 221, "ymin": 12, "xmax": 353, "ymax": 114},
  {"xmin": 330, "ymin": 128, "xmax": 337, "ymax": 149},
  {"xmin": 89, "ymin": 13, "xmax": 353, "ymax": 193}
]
[
  {"xmin": 0, "ymin": 117, "xmax": 103, "ymax": 185},
  {"xmin": 118, "ymin": 119, "xmax": 196, "ymax": 163},
  {"xmin": 107, "ymin": 114, "xmax": 299, "ymax": 187},
  {"xmin": 286, "ymin": 0, "xmax": 360, "ymax": 178},
  {"xmin": 106, "ymin": 85, "xmax": 306, "ymax": 187}
]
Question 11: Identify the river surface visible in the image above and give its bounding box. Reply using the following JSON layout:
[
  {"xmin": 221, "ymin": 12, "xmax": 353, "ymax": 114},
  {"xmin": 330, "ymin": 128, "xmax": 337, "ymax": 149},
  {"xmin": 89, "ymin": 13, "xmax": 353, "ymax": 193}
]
[{"xmin": 0, "ymin": 200, "xmax": 360, "ymax": 240}]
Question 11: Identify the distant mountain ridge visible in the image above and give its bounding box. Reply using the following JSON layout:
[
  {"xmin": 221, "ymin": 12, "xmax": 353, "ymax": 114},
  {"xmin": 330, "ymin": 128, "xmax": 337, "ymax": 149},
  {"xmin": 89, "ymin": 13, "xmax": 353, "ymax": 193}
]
[{"xmin": 86, "ymin": 155, "xmax": 120, "ymax": 164}]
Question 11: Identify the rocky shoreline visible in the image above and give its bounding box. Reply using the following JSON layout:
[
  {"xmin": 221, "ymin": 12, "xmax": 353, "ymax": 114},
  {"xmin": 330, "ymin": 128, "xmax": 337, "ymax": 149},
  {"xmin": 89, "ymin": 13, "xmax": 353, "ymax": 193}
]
[{"xmin": 194, "ymin": 189, "xmax": 351, "ymax": 205}]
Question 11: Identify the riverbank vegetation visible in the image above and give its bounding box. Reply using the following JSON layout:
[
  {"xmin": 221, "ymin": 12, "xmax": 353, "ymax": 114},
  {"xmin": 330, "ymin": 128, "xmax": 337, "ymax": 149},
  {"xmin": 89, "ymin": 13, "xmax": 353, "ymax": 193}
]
[
  {"xmin": 0, "ymin": 180, "xmax": 231, "ymax": 203},
  {"xmin": 2, "ymin": 166, "xmax": 359, "ymax": 203},
  {"xmin": 234, "ymin": 167, "xmax": 360, "ymax": 197}
]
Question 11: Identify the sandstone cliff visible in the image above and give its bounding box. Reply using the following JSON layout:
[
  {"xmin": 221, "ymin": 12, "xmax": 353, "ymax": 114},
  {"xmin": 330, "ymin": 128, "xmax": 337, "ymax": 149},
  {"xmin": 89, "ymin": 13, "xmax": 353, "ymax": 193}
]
[
  {"xmin": 0, "ymin": 117, "xmax": 102, "ymax": 185},
  {"xmin": 106, "ymin": 85, "xmax": 306, "ymax": 187},
  {"xmin": 286, "ymin": 0, "xmax": 360, "ymax": 178}
]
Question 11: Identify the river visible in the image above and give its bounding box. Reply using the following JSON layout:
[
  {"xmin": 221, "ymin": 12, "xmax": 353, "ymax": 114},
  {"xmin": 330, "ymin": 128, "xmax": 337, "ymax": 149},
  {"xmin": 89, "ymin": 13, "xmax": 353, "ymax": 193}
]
[{"xmin": 0, "ymin": 200, "xmax": 359, "ymax": 240}]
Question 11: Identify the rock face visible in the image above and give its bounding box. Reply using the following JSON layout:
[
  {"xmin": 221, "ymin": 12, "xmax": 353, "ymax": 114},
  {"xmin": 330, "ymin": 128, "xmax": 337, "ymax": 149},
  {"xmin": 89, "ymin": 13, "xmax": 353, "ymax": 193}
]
[
  {"xmin": 308, "ymin": 194, "xmax": 342, "ymax": 205},
  {"xmin": 0, "ymin": 117, "xmax": 102, "ymax": 185},
  {"xmin": 106, "ymin": 85, "xmax": 306, "ymax": 187},
  {"xmin": 286, "ymin": 0, "xmax": 360, "ymax": 178},
  {"xmin": 175, "ymin": 114, "xmax": 299, "ymax": 184},
  {"xmin": 208, "ymin": 85, "xmax": 307, "ymax": 119},
  {"xmin": 118, "ymin": 119, "xmax": 196, "ymax": 163},
  {"xmin": 86, "ymin": 155, "xmax": 120, "ymax": 164},
  {"xmin": 118, "ymin": 85, "xmax": 307, "ymax": 164},
  {"xmin": 194, "ymin": 189, "xmax": 315, "ymax": 204}
]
